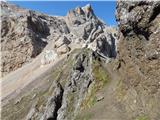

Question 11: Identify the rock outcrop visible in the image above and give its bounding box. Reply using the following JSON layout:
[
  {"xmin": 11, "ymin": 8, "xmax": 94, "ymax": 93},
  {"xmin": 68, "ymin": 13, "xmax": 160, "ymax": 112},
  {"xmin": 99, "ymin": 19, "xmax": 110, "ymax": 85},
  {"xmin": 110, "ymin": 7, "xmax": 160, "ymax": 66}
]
[
  {"xmin": 15, "ymin": 49, "xmax": 106, "ymax": 120},
  {"xmin": 115, "ymin": 1, "xmax": 160, "ymax": 119},
  {"xmin": 57, "ymin": 50, "xmax": 93, "ymax": 120},
  {"xmin": 1, "ymin": 2, "xmax": 70, "ymax": 77}
]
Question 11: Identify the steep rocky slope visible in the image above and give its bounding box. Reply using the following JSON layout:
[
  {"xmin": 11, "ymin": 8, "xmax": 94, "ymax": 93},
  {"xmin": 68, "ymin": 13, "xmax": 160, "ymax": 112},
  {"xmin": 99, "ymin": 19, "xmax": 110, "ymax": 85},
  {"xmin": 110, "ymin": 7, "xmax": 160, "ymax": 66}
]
[
  {"xmin": 1, "ymin": 49, "xmax": 111, "ymax": 120},
  {"xmin": 114, "ymin": 1, "xmax": 160, "ymax": 120}
]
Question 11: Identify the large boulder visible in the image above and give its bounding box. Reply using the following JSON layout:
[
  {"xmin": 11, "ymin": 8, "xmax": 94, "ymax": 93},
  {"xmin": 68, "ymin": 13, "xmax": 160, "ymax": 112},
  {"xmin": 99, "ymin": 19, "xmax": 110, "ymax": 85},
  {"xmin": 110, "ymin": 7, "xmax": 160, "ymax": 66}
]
[
  {"xmin": 41, "ymin": 50, "xmax": 58, "ymax": 66},
  {"xmin": 87, "ymin": 33, "xmax": 116, "ymax": 59},
  {"xmin": 96, "ymin": 33, "xmax": 116, "ymax": 58}
]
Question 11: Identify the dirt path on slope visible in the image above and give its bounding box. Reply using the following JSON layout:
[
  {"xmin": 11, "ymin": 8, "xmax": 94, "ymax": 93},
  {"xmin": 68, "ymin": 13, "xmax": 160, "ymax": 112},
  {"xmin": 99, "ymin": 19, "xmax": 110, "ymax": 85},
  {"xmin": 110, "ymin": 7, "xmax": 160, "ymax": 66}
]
[{"xmin": 78, "ymin": 62, "xmax": 129, "ymax": 120}]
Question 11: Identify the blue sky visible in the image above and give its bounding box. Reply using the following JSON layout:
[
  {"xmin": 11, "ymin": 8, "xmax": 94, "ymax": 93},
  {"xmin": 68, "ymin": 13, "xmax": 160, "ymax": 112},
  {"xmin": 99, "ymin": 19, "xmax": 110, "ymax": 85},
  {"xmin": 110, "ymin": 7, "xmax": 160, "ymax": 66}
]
[{"xmin": 9, "ymin": 1, "xmax": 117, "ymax": 26}]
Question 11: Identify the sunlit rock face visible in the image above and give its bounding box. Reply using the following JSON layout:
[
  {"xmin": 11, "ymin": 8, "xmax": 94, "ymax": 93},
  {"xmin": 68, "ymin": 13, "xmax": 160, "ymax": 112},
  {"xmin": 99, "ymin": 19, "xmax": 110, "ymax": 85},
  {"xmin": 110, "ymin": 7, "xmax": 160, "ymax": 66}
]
[
  {"xmin": 1, "ymin": 2, "xmax": 48, "ymax": 76},
  {"xmin": 65, "ymin": 4, "xmax": 118, "ymax": 60}
]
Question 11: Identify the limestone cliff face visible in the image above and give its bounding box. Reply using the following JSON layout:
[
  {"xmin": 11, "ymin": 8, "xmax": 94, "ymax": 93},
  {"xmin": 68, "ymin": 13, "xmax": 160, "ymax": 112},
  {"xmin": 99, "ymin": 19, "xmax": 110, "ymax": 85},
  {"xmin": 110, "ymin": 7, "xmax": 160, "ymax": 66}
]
[
  {"xmin": 115, "ymin": 1, "xmax": 160, "ymax": 119},
  {"xmin": 1, "ymin": 3, "xmax": 47, "ymax": 76},
  {"xmin": 1, "ymin": 2, "xmax": 49, "ymax": 76}
]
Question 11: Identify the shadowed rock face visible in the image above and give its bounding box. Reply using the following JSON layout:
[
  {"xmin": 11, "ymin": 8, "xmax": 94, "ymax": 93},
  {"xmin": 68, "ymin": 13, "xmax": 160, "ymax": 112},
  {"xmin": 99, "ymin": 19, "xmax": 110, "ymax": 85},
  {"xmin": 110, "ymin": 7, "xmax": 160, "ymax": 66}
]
[
  {"xmin": 1, "ymin": 2, "xmax": 117, "ymax": 77},
  {"xmin": 1, "ymin": 6, "xmax": 48, "ymax": 76},
  {"xmin": 115, "ymin": 1, "xmax": 160, "ymax": 119},
  {"xmin": 116, "ymin": 1, "xmax": 160, "ymax": 39}
]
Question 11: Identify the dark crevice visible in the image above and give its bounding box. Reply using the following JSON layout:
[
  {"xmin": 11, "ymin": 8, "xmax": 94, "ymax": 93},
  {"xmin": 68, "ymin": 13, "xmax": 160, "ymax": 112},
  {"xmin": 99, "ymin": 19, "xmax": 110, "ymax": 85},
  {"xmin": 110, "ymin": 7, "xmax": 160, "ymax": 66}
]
[
  {"xmin": 149, "ymin": 4, "xmax": 160, "ymax": 23},
  {"xmin": 134, "ymin": 29, "xmax": 150, "ymax": 41},
  {"xmin": 137, "ymin": 1, "xmax": 150, "ymax": 7},
  {"xmin": 128, "ymin": 1, "xmax": 149, "ymax": 12},
  {"xmin": 47, "ymin": 83, "xmax": 64, "ymax": 120},
  {"xmin": 132, "ymin": 22, "xmax": 150, "ymax": 40},
  {"xmin": 74, "ymin": 53, "xmax": 86, "ymax": 72},
  {"xmin": 92, "ymin": 51, "xmax": 101, "ymax": 61}
]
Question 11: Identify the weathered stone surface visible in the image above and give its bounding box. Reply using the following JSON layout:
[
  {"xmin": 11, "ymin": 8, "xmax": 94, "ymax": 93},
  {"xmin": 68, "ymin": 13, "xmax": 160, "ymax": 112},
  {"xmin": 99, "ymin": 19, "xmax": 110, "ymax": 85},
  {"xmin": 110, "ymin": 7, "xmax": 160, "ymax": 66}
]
[
  {"xmin": 1, "ymin": 14, "xmax": 47, "ymax": 76},
  {"xmin": 66, "ymin": 4, "xmax": 103, "ymax": 41},
  {"xmin": 57, "ymin": 50, "xmax": 93, "ymax": 120},
  {"xmin": 115, "ymin": 1, "xmax": 160, "ymax": 119},
  {"xmin": 56, "ymin": 44, "xmax": 71, "ymax": 55},
  {"xmin": 96, "ymin": 33, "xmax": 116, "ymax": 58},
  {"xmin": 21, "ymin": 49, "xmax": 96, "ymax": 120},
  {"xmin": 116, "ymin": 1, "xmax": 160, "ymax": 38},
  {"xmin": 65, "ymin": 4, "xmax": 118, "ymax": 61}
]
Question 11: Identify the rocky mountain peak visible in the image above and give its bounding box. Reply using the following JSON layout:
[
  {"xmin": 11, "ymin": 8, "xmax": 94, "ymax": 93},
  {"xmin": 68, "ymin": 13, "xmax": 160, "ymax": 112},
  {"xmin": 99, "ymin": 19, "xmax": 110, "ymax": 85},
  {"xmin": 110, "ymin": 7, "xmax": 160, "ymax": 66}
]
[
  {"xmin": 75, "ymin": 6, "xmax": 84, "ymax": 15},
  {"xmin": 66, "ymin": 4, "xmax": 96, "ymax": 25},
  {"xmin": 82, "ymin": 4, "xmax": 94, "ymax": 16},
  {"xmin": 69, "ymin": 4, "xmax": 94, "ymax": 16}
]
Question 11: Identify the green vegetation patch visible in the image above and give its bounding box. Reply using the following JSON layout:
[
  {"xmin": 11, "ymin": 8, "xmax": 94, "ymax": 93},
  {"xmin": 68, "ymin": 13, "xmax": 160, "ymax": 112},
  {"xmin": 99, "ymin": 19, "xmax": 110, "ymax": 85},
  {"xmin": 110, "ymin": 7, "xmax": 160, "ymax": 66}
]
[
  {"xmin": 115, "ymin": 80, "xmax": 127, "ymax": 101},
  {"xmin": 66, "ymin": 92, "xmax": 75, "ymax": 113},
  {"xmin": 92, "ymin": 59, "xmax": 109, "ymax": 89},
  {"xmin": 81, "ymin": 58, "xmax": 110, "ymax": 109},
  {"xmin": 135, "ymin": 115, "xmax": 149, "ymax": 120},
  {"xmin": 75, "ymin": 112, "xmax": 93, "ymax": 120}
]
